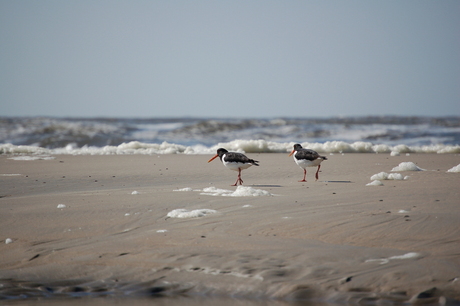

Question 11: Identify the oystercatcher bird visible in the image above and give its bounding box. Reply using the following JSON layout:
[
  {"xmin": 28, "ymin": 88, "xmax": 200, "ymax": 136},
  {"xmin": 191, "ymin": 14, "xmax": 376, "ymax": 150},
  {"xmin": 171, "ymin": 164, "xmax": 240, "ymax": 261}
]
[
  {"xmin": 208, "ymin": 148, "xmax": 259, "ymax": 186},
  {"xmin": 289, "ymin": 144, "xmax": 327, "ymax": 182}
]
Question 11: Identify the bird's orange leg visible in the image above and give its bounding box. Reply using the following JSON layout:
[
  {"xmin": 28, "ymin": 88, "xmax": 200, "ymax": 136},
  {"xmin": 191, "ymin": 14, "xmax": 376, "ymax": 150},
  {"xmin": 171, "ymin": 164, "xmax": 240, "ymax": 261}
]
[
  {"xmin": 299, "ymin": 169, "xmax": 307, "ymax": 182},
  {"xmin": 315, "ymin": 165, "xmax": 321, "ymax": 181},
  {"xmin": 232, "ymin": 168, "xmax": 244, "ymax": 186}
]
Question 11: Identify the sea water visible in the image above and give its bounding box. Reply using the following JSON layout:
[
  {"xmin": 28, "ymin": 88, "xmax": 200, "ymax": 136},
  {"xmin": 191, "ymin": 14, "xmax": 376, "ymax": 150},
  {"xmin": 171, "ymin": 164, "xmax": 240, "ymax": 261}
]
[{"xmin": 1, "ymin": 116, "xmax": 459, "ymax": 155}]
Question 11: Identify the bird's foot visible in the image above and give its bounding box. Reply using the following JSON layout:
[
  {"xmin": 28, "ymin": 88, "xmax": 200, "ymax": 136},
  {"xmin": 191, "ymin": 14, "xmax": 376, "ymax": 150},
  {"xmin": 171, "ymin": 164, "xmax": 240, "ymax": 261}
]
[{"xmin": 232, "ymin": 179, "xmax": 243, "ymax": 186}]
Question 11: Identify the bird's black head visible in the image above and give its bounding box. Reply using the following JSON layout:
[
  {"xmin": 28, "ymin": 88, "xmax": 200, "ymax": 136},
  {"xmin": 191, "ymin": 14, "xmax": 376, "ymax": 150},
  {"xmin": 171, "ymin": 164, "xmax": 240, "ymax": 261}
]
[
  {"xmin": 208, "ymin": 148, "xmax": 229, "ymax": 163},
  {"xmin": 293, "ymin": 144, "xmax": 303, "ymax": 151},
  {"xmin": 216, "ymin": 148, "xmax": 228, "ymax": 157}
]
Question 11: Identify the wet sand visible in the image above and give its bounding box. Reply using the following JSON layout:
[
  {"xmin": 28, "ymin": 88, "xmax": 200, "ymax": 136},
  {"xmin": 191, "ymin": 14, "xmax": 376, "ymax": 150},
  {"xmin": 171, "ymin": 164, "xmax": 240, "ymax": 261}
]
[{"xmin": 0, "ymin": 153, "xmax": 459, "ymax": 304}]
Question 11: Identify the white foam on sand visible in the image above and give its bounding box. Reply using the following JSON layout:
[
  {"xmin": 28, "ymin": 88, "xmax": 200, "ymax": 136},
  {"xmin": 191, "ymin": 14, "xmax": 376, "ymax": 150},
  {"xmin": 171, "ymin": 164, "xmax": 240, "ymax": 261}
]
[
  {"xmin": 370, "ymin": 172, "xmax": 405, "ymax": 180},
  {"xmin": 201, "ymin": 186, "xmax": 274, "ymax": 197},
  {"xmin": 447, "ymin": 164, "xmax": 460, "ymax": 173},
  {"xmin": 173, "ymin": 187, "xmax": 194, "ymax": 192},
  {"xmin": 174, "ymin": 186, "xmax": 273, "ymax": 197},
  {"xmin": 230, "ymin": 186, "xmax": 273, "ymax": 197},
  {"xmin": 391, "ymin": 162, "xmax": 425, "ymax": 171},
  {"xmin": 200, "ymin": 187, "xmax": 233, "ymax": 196},
  {"xmin": 167, "ymin": 209, "xmax": 217, "ymax": 219},
  {"xmin": 366, "ymin": 180, "xmax": 384, "ymax": 186},
  {"xmin": 365, "ymin": 252, "xmax": 421, "ymax": 265},
  {"xmin": 390, "ymin": 252, "xmax": 421, "ymax": 260}
]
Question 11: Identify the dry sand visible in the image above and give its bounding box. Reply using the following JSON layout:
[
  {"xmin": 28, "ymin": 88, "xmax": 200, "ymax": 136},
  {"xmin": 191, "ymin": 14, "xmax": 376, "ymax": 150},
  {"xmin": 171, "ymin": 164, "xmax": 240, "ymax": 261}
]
[{"xmin": 0, "ymin": 153, "xmax": 459, "ymax": 304}]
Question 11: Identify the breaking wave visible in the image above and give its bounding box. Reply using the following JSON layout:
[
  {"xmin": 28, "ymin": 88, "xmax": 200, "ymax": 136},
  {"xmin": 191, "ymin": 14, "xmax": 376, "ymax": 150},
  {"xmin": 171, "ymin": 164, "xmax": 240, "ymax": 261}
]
[{"xmin": 1, "ymin": 116, "xmax": 459, "ymax": 155}]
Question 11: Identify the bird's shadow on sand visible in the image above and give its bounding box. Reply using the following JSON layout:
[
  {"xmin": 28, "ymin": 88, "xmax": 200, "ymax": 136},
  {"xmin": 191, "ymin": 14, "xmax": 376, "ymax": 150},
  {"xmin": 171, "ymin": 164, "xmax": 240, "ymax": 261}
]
[
  {"xmin": 251, "ymin": 181, "xmax": 353, "ymax": 187},
  {"xmin": 323, "ymin": 181, "xmax": 353, "ymax": 183},
  {"xmin": 251, "ymin": 184, "xmax": 283, "ymax": 188}
]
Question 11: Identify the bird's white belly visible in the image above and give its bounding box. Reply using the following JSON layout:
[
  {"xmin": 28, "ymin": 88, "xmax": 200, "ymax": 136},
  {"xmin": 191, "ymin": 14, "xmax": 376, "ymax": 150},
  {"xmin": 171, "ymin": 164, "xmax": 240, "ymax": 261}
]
[
  {"xmin": 223, "ymin": 161, "xmax": 252, "ymax": 171},
  {"xmin": 294, "ymin": 157, "xmax": 322, "ymax": 169}
]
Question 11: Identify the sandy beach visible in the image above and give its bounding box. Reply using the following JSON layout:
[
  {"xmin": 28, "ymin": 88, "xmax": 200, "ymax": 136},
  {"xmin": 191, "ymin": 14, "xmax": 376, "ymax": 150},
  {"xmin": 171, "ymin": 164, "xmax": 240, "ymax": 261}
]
[{"xmin": 1, "ymin": 153, "xmax": 459, "ymax": 304}]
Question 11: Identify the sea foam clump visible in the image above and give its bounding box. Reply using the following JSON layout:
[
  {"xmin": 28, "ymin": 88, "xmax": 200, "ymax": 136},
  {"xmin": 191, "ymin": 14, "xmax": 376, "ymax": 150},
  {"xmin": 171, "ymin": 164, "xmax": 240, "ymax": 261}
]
[
  {"xmin": 366, "ymin": 180, "xmax": 384, "ymax": 186},
  {"xmin": 200, "ymin": 187, "xmax": 234, "ymax": 196},
  {"xmin": 447, "ymin": 164, "xmax": 460, "ymax": 173},
  {"xmin": 174, "ymin": 187, "xmax": 194, "ymax": 192},
  {"xmin": 391, "ymin": 162, "xmax": 425, "ymax": 171},
  {"xmin": 200, "ymin": 186, "xmax": 273, "ymax": 197},
  {"xmin": 229, "ymin": 186, "xmax": 273, "ymax": 197},
  {"xmin": 167, "ymin": 209, "xmax": 217, "ymax": 219},
  {"xmin": 370, "ymin": 172, "xmax": 405, "ymax": 180},
  {"xmin": 366, "ymin": 252, "xmax": 421, "ymax": 265}
]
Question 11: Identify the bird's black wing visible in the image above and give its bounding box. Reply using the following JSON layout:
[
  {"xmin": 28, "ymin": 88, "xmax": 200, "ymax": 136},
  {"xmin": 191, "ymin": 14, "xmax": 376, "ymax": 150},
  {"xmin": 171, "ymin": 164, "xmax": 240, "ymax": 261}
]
[
  {"xmin": 224, "ymin": 152, "xmax": 259, "ymax": 166},
  {"xmin": 295, "ymin": 149, "xmax": 320, "ymax": 161}
]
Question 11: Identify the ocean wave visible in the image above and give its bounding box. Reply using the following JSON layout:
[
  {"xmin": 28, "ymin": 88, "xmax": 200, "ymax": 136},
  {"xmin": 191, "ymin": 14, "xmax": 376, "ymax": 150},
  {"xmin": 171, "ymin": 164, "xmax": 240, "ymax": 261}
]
[
  {"xmin": 1, "ymin": 140, "xmax": 459, "ymax": 156},
  {"xmin": 1, "ymin": 116, "xmax": 460, "ymax": 149}
]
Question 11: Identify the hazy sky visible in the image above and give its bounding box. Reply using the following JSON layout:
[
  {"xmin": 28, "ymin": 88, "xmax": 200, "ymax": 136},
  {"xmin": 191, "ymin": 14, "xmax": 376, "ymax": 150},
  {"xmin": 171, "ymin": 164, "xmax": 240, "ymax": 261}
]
[{"xmin": 1, "ymin": 1, "xmax": 459, "ymax": 118}]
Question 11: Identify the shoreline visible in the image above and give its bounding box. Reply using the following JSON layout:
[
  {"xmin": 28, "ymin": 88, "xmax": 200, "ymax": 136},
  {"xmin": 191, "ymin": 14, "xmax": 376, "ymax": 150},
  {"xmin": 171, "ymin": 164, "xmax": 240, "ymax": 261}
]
[{"xmin": 1, "ymin": 153, "xmax": 459, "ymax": 303}]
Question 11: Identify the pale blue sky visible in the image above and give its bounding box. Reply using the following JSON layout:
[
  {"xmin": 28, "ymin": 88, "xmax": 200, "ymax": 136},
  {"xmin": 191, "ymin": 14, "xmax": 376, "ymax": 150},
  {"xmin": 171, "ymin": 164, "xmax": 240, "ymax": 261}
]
[{"xmin": 1, "ymin": 1, "xmax": 459, "ymax": 118}]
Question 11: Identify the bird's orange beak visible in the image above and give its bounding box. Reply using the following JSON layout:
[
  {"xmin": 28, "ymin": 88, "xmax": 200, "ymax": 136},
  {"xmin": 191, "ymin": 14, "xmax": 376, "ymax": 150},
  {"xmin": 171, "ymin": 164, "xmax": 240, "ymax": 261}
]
[
  {"xmin": 288, "ymin": 150, "xmax": 295, "ymax": 157},
  {"xmin": 208, "ymin": 154, "xmax": 219, "ymax": 163}
]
